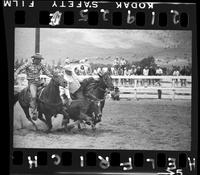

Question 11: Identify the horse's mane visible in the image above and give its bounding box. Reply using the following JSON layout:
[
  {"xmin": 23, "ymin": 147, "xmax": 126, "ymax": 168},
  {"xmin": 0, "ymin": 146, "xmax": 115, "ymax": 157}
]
[
  {"xmin": 39, "ymin": 78, "xmax": 61, "ymax": 103},
  {"xmin": 81, "ymin": 77, "xmax": 99, "ymax": 94}
]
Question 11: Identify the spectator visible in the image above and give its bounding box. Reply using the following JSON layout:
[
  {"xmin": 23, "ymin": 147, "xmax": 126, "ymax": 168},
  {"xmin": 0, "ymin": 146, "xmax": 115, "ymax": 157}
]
[
  {"xmin": 118, "ymin": 68, "xmax": 123, "ymax": 75},
  {"xmin": 102, "ymin": 66, "xmax": 108, "ymax": 74},
  {"xmin": 155, "ymin": 66, "xmax": 163, "ymax": 86},
  {"xmin": 173, "ymin": 69, "xmax": 180, "ymax": 76},
  {"xmin": 124, "ymin": 67, "xmax": 131, "ymax": 86},
  {"xmin": 185, "ymin": 66, "xmax": 191, "ymax": 75},
  {"xmin": 173, "ymin": 68, "xmax": 180, "ymax": 87},
  {"xmin": 149, "ymin": 65, "xmax": 156, "ymax": 86},
  {"xmin": 113, "ymin": 67, "xmax": 118, "ymax": 75},
  {"xmin": 156, "ymin": 66, "xmax": 163, "ymax": 76},
  {"xmin": 79, "ymin": 65, "xmax": 86, "ymax": 75},
  {"xmin": 143, "ymin": 66, "xmax": 149, "ymax": 76},
  {"xmin": 129, "ymin": 66, "xmax": 136, "ymax": 85},
  {"xmin": 180, "ymin": 66, "xmax": 187, "ymax": 87},
  {"xmin": 135, "ymin": 66, "xmax": 143, "ymax": 86},
  {"xmin": 135, "ymin": 66, "xmax": 142, "ymax": 75},
  {"xmin": 111, "ymin": 67, "xmax": 115, "ymax": 75},
  {"xmin": 149, "ymin": 65, "xmax": 156, "ymax": 75},
  {"xmin": 143, "ymin": 66, "xmax": 149, "ymax": 87},
  {"xmin": 120, "ymin": 58, "xmax": 127, "ymax": 74},
  {"xmin": 113, "ymin": 57, "xmax": 120, "ymax": 71},
  {"xmin": 180, "ymin": 66, "xmax": 187, "ymax": 75},
  {"xmin": 97, "ymin": 67, "xmax": 102, "ymax": 74},
  {"xmin": 124, "ymin": 67, "xmax": 131, "ymax": 76},
  {"xmin": 130, "ymin": 65, "xmax": 137, "ymax": 75}
]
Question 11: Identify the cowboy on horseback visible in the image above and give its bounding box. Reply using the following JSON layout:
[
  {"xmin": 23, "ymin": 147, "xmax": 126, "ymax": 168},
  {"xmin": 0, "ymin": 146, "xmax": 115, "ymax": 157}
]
[
  {"xmin": 60, "ymin": 58, "xmax": 82, "ymax": 105},
  {"xmin": 14, "ymin": 53, "xmax": 53, "ymax": 121}
]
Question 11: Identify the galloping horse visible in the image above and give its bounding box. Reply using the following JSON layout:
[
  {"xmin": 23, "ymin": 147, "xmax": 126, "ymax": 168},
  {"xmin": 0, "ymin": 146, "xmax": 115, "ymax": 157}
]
[
  {"xmin": 14, "ymin": 73, "xmax": 70, "ymax": 132},
  {"xmin": 84, "ymin": 72, "xmax": 114, "ymax": 124},
  {"xmin": 63, "ymin": 72, "xmax": 114, "ymax": 130}
]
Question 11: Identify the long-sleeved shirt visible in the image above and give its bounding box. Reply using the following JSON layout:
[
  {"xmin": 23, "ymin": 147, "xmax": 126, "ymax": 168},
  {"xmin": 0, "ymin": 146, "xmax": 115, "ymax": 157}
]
[{"xmin": 15, "ymin": 62, "xmax": 52, "ymax": 80}]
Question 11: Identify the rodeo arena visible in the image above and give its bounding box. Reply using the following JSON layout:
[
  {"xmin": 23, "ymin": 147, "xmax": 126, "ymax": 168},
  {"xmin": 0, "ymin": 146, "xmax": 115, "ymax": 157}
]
[{"xmin": 13, "ymin": 29, "xmax": 191, "ymax": 150}]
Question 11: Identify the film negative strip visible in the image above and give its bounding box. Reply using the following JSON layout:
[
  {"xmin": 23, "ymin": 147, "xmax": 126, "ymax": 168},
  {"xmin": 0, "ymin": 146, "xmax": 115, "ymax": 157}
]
[{"xmin": 2, "ymin": 0, "xmax": 198, "ymax": 174}]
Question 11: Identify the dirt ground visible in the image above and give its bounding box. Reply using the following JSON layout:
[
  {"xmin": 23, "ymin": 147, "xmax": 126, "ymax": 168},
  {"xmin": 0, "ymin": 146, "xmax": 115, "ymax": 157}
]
[{"xmin": 13, "ymin": 99, "xmax": 191, "ymax": 150}]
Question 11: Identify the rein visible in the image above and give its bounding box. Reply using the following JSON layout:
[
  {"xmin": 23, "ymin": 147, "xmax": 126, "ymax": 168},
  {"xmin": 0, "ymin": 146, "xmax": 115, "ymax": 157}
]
[
  {"xmin": 86, "ymin": 93, "xmax": 106, "ymax": 102},
  {"xmin": 97, "ymin": 86, "xmax": 107, "ymax": 93},
  {"xmin": 69, "ymin": 96, "xmax": 106, "ymax": 103}
]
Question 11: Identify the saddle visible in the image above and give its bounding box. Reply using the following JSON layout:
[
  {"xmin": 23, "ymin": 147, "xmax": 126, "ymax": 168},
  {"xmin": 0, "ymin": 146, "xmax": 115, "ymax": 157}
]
[
  {"xmin": 25, "ymin": 83, "xmax": 46, "ymax": 99},
  {"xmin": 37, "ymin": 83, "xmax": 48, "ymax": 98}
]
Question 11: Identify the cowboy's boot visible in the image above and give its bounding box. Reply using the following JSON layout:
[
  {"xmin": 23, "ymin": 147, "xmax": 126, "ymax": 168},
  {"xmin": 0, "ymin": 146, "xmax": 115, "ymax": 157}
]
[{"xmin": 30, "ymin": 98, "xmax": 38, "ymax": 121}]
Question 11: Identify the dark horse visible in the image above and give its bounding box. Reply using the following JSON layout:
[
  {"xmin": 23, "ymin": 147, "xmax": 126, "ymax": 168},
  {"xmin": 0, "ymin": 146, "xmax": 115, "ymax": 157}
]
[
  {"xmin": 63, "ymin": 72, "xmax": 114, "ymax": 130},
  {"xmin": 84, "ymin": 72, "xmax": 114, "ymax": 124},
  {"xmin": 14, "ymin": 73, "xmax": 69, "ymax": 132}
]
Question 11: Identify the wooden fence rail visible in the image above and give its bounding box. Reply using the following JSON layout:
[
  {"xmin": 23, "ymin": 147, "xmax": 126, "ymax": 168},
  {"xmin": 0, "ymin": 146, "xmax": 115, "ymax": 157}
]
[
  {"xmin": 15, "ymin": 74, "xmax": 192, "ymax": 100},
  {"xmin": 78, "ymin": 75, "xmax": 192, "ymax": 100}
]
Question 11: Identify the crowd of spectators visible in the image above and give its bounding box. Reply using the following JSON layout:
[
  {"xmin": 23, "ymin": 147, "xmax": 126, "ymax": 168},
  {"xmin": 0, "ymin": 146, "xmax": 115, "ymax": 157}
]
[
  {"xmin": 89, "ymin": 58, "xmax": 191, "ymax": 77},
  {"xmin": 15, "ymin": 57, "xmax": 192, "ymax": 88},
  {"xmin": 15, "ymin": 57, "xmax": 192, "ymax": 77}
]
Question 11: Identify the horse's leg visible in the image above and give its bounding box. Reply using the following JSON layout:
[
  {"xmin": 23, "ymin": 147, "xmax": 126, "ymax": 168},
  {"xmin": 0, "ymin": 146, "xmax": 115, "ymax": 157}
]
[
  {"xmin": 78, "ymin": 121, "xmax": 82, "ymax": 130},
  {"xmin": 38, "ymin": 111, "xmax": 48, "ymax": 127},
  {"xmin": 60, "ymin": 107, "xmax": 69, "ymax": 127},
  {"xmin": 77, "ymin": 121, "xmax": 87, "ymax": 130},
  {"xmin": 60, "ymin": 108, "xmax": 75, "ymax": 132},
  {"xmin": 21, "ymin": 105, "xmax": 38, "ymax": 131},
  {"xmin": 65, "ymin": 120, "xmax": 80, "ymax": 131},
  {"xmin": 45, "ymin": 114, "xmax": 53, "ymax": 133},
  {"xmin": 79, "ymin": 112, "xmax": 95, "ymax": 130}
]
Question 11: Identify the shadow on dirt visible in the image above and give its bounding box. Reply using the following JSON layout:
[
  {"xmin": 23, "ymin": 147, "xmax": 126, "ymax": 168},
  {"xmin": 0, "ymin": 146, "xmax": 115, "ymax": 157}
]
[{"xmin": 14, "ymin": 126, "xmax": 114, "ymax": 137}]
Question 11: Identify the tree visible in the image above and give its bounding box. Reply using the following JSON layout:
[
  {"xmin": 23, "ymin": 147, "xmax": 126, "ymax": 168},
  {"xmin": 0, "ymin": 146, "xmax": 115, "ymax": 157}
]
[{"xmin": 139, "ymin": 56, "xmax": 157, "ymax": 68}]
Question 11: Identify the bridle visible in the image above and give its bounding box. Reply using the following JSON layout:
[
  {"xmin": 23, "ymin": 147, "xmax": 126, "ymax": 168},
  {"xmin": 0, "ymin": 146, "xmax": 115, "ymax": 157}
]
[
  {"xmin": 53, "ymin": 75, "xmax": 67, "ymax": 88},
  {"xmin": 97, "ymin": 74, "xmax": 113, "ymax": 97}
]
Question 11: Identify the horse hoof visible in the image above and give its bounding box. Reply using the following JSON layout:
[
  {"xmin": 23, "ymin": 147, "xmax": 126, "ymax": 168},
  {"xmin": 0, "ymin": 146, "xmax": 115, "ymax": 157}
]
[
  {"xmin": 65, "ymin": 125, "xmax": 74, "ymax": 132},
  {"xmin": 69, "ymin": 125, "xmax": 75, "ymax": 130},
  {"xmin": 92, "ymin": 125, "xmax": 96, "ymax": 131}
]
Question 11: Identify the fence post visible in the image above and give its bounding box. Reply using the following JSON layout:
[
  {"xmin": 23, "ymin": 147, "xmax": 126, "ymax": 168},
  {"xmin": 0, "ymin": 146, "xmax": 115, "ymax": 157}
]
[
  {"xmin": 172, "ymin": 78, "xmax": 175, "ymax": 100},
  {"xmin": 118, "ymin": 77, "xmax": 121, "ymax": 86},
  {"xmin": 158, "ymin": 89, "xmax": 162, "ymax": 99},
  {"xmin": 134, "ymin": 79, "xmax": 137, "ymax": 100}
]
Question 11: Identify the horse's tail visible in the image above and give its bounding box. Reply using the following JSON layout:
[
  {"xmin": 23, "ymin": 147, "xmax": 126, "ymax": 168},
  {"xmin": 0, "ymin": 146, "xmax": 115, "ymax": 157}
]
[{"xmin": 14, "ymin": 92, "xmax": 19, "ymax": 105}]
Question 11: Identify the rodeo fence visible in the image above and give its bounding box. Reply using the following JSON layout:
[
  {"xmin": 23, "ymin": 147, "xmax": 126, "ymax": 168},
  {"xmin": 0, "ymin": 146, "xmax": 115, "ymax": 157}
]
[
  {"xmin": 78, "ymin": 75, "xmax": 192, "ymax": 100},
  {"xmin": 14, "ymin": 74, "xmax": 192, "ymax": 100}
]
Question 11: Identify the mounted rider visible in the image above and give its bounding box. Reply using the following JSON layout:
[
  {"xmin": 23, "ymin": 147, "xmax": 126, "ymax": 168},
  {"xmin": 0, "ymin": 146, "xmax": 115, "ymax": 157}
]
[
  {"xmin": 60, "ymin": 58, "xmax": 102, "ymax": 105},
  {"xmin": 14, "ymin": 53, "xmax": 53, "ymax": 120},
  {"xmin": 60, "ymin": 58, "xmax": 81, "ymax": 105}
]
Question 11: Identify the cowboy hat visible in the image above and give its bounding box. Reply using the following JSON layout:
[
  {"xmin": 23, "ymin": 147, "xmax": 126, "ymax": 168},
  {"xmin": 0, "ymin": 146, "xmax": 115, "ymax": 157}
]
[{"xmin": 31, "ymin": 53, "xmax": 44, "ymax": 59}]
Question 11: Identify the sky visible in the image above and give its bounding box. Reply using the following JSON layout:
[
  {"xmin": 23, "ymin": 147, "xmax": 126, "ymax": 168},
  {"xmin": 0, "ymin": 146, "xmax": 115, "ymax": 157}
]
[{"xmin": 15, "ymin": 28, "xmax": 191, "ymax": 65}]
